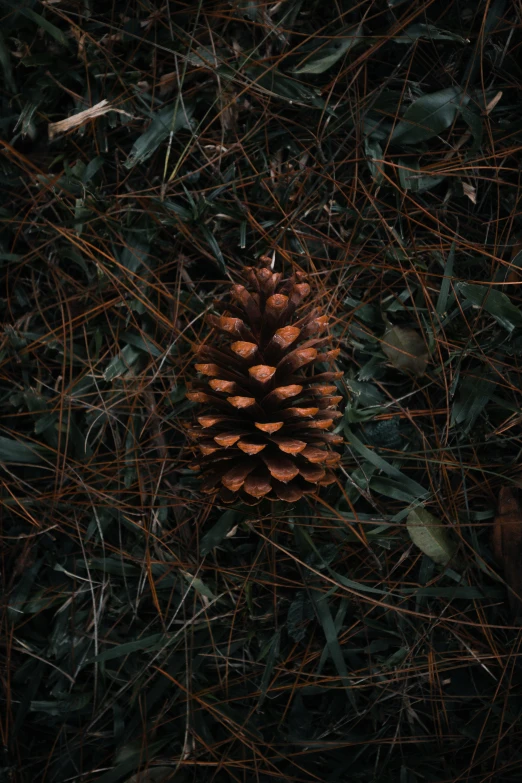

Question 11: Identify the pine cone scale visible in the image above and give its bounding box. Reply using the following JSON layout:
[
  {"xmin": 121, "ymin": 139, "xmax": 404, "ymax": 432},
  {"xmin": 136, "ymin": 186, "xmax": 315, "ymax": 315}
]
[{"xmin": 254, "ymin": 421, "xmax": 284, "ymax": 433}]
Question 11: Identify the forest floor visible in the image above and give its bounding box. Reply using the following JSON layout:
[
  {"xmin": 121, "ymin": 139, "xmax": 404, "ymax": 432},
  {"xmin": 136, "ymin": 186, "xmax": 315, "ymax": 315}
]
[{"xmin": 2, "ymin": 2, "xmax": 522, "ymax": 782}]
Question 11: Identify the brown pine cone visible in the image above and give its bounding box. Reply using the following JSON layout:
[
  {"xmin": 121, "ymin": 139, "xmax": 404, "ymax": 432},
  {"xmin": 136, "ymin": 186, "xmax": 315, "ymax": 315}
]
[{"xmin": 186, "ymin": 266, "xmax": 343, "ymax": 504}]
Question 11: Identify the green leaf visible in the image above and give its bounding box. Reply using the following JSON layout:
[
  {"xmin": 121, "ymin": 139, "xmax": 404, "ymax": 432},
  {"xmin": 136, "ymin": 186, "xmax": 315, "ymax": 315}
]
[
  {"xmin": 181, "ymin": 572, "xmax": 216, "ymax": 600},
  {"xmin": 244, "ymin": 66, "xmax": 325, "ymax": 108},
  {"xmin": 104, "ymin": 344, "xmax": 142, "ymax": 381},
  {"xmin": 257, "ymin": 630, "xmax": 280, "ymax": 710},
  {"xmin": 382, "ymin": 324, "xmax": 429, "ymax": 376},
  {"xmin": 7, "ymin": 561, "xmax": 42, "ymax": 619},
  {"xmin": 463, "ymin": 0, "xmax": 507, "ymax": 84},
  {"xmin": 309, "ymin": 590, "xmax": 356, "ymax": 707},
  {"xmin": 33, "ymin": 412, "xmax": 57, "ymax": 435},
  {"xmin": 328, "ymin": 569, "xmax": 390, "ymax": 597},
  {"xmin": 161, "ymin": 199, "xmax": 192, "ymax": 222},
  {"xmin": 436, "ymin": 241, "xmax": 456, "ymax": 315},
  {"xmin": 382, "ymin": 647, "xmax": 409, "ymax": 668},
  {"xmin": 0, "ymin": 435, "xmax": 48, "ymax": 463},
  {"xmin": 456, "ymin": 282, "xmax": 522, "ymax": 332},
  {"xmin": 237, "ymin": 0, "xmax": 259, "ymax": 20},
  {"xmin": 92, "ymin": 741, "xmax": 168, "ymax": 783},
  {"xmin": 187, "ymin": 45, "xmax": 221, "ymax": 70},
  {"xmin": 344, "ymin": 426, "xmax": 428, "ymax": 501},
  {"xmin": 13, "ymin": 662, "xmax": 44, "ymax": 739},
  {"xmin": 199, "ymin": 224, "xmax": 226, "ymax": 273},
  {"xmin": 344, "ymin": 294, "xmax": 378, "ymax": 325},
  {"xmin": 370, "ymin": 476, "xmax": 421, "ymax": 503},
  {"xmin": 392, "ymin": 23, "xmax": 469, "ymax": 44},
  {"xmin": 18, "ymin": 7, "xmax": 70, "ymax": 47},
  {"xmin": 365, "ymin": 137, "xmax": 384, "ymax": 185},
  {"xmin": 82, "ymin": 156, "xmax": 105, "ymax": 183},
  {"xmin": 401, "ymin": 585, "xmax": 503, "ymax": 599},
  {"xmin": 451, "ymin": 373, "xmax": 496, "ymax": 434},
  {"xmin": 200, "ymin": 510, "xmax": 239, "ymax": 556},
  {"xmin": 120, "ymin": 239, "xmax": 149, "ymax": 273},
  {"xmin": 397, "ymin": 158, "xmax": 446, "ymax": 193},
  {"xmin": 124, "ymin": 102, "xmax": 194, "ymax": 169},
  {"xmin": 391, "ymin": 87, "xmax": 467, "ymax": 146},
  {"xmin": 344, "ymin": 378, "xmax": 385, "ymax": 406},
  {"xmin": 460, "ymin": 104, "xmax": 484, "ymax": 156},
  {"xmin": 30, "ymin": 693, "xmax": 91, "ymax": 716},
  {"xmin": 87, "ymin": 634, "xmax": 165, "ymax": 664},
  {"xmin": 120, "ymin": 332, "xmax": 163, "ymax": 358},
  {"xmin": 78, "ymin": 558, "xmax": 138, "ymax": 576},
  {"xmin": 287, "ymin": 592, "xmax": 315, "ymax": 643},
  {"xmin": 292, "ymin": 24, "xmax": 363, "ymax": 75},
  {"xmin": 406, "ymin": 507, "xmax": 458, "ymax": 566}
]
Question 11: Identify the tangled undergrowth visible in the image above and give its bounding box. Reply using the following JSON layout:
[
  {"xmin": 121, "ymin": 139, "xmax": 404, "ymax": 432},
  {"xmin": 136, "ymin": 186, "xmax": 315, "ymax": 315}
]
[{"xmin": 2, "ymin": 1, "xmax": 522, "ymax": 781}]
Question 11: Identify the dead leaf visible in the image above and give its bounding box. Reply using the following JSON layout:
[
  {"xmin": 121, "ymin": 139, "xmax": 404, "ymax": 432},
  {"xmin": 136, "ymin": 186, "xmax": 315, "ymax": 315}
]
[
  {"xmin": 158, "ymin": 71, "xmax": 177, "ymax": 97},
  {"xmin": 407, "ymin": 507, "xmax": 458, "ymax": 566},
  {"xmin": 462, "ymin": 182, "xmax": 477, "ymax": 204},
  {"xmin": 218, "ymin": 85, "xmax": 238, "ymax": 134},
  {"xmin": 485, "ymin": 91, "xmax": 502, "ymax": 115},
  {"xmin": 492, "ymin": 486, "xmax": 522, "ymax": 615},
  {"xmin": 48, "ymin": 100, "xmax": 133, "ymax": 140},
  {"xmin": 382, "ymin": 324, "xmax": 429, "ymax": 377}
]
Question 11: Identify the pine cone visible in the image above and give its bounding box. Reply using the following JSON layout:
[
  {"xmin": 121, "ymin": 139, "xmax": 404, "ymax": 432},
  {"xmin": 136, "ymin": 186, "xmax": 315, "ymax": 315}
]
[{"xmin": 186, "ymin": 266, "xmax": 343, "ymax": 504}]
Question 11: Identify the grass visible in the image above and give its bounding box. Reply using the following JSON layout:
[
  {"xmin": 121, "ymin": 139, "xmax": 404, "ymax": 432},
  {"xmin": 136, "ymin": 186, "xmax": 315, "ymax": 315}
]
[{"xmin": 2, "ymin": 1, "xmax": 522, "ymax": 781}]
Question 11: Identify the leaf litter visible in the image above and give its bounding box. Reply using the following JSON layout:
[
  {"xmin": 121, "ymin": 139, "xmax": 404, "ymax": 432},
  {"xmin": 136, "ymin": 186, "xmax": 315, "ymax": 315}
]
[{"xmin": 2, "ymin": 2, "xmax": 522, "ymax": 782}]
